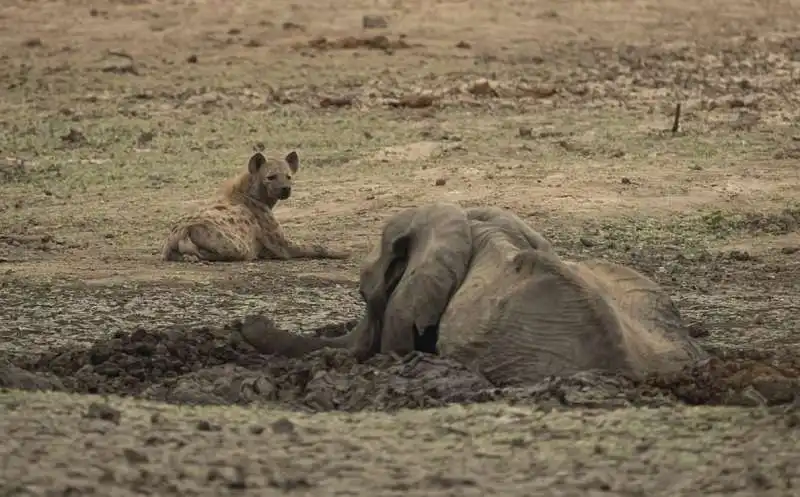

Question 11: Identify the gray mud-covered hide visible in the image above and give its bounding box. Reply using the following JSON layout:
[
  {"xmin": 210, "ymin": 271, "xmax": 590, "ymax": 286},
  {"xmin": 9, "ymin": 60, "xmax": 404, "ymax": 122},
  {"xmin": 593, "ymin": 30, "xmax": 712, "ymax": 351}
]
[{"xmin": 240, "ymin": 203, "xmax": 708, "ymax": 386}]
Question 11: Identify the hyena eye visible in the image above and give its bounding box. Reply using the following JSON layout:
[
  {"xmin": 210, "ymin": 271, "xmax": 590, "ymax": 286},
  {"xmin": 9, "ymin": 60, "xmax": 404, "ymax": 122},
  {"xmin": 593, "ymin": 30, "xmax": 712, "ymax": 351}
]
[{"xmin": 267, "ymin": 174, "xmax": 277, "ymax": 180}]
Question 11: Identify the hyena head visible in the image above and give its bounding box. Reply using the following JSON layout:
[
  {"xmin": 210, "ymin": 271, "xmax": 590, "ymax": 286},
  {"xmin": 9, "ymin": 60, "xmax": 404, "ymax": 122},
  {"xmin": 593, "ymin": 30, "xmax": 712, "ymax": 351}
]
[{"xmin": 246, "ymin": 151, "xmax": 299, "ymax": 204}]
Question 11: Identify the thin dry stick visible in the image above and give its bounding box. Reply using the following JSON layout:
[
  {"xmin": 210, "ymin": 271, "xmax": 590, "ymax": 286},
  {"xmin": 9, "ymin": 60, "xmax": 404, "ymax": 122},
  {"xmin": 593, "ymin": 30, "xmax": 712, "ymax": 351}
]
[
  {"xmin": 107, "ymin": 49, "xmax": 134, "ymax": 60},
  {"xmin": 671, "ymin": 103, "xmax": 682, "ymax": 134}
]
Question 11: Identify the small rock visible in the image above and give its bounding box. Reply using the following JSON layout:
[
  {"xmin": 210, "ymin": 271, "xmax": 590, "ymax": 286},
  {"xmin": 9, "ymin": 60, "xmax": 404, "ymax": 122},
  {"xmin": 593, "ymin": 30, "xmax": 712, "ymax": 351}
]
[
  {"xmin": 196, "ymin": 419, "xmax": 219, "ymax": 431},
  {"xmin": 319, "ymin": 95, "xmax": 354, "ymax": 108},
  {"xmin": 268, "ymin": 474, "xmax": 312, "ymax": 490},
  {"xmin": 249, "ymin": 424, "xmax": 265, "ymax": 435},
  {"xmin": 455, "ymin": 40, "xmax": 472, "ymax": 49},
  {"xmin": 228, "ymin": 466, "xmax": 248, "ymax": 489},
  {"xmin": 271, "ymin": 417, "xmax": 295, "ymax": 435},
  {"xmin": 84, "ymin": 402, "xmax": 121, "ymax": 424},
  {"xmin": 727, "ymin": 250, "xmax": 752, "ymax": 261},
  {"xmin": 518, "ymin": 127, "xmax": 533, "ymax": 138},
  {"xmin": 751, "ymin": 377, "xmax": 796, "ymax": 405},
  {"xmin": 98, "ymin": 467, "xmax": 115, "ymax": 483},
  {"xmin": 22, "ymin": 38, "xmax": 43, "ymax": 48},
  {"xmin": 307, "ymin": 36, "xmax": 328, "ymax": 49},
  {"xmin": 388, "ymin": 94, "xmax": 436, "ymax": 109},
  {"xmin": 687, "ymin": 322, "xmax": 709, "ymax": 338},
  {"xmin": 362, "ymin": 15, "xmax": 388, "ymax": 29},
  {"xmin": 579, "ymin": 237, "xmax": 595, "ymax": 247},
  {"xmin": 519, "ymin": 84, "xmax": 558, "ymax": 98},
  {"xmin": 282, "ymin": 21, "xmax": 305, "ymax": 31},
  {"xmin": 136, "ymin": 131, "xmax": 155, "ymax": 146},
  {"xmin": 466, "ymin": 78, "xmax": 497, "ymax": 97},
  {"xmin": 780, "ymin": 246, "xmax": 799, "ymax": 255},
  {"xmin": 620, "ymin": 177, "xmax": 632, "ymax": 185},
  {"xmin": 101, "ymin": 58, "xmax": 137, "ymax": 75},
  {"xmin": 435, "ymin": 178, "xmax": 447, "ymax": 186},
  {"xmin": 61, "ymin": 128, "xmax": 87, "ymax": 145},
  {"xmin": 187, "ymin": 54, "xmax": 198, "ymax": 63},
  {"xmin": 365, "ymin": 34, "xmax": 391, "ymax": 50},
  {"xmin": 123, "ymin": 448, "xmax": 148, "ymax": 464}
]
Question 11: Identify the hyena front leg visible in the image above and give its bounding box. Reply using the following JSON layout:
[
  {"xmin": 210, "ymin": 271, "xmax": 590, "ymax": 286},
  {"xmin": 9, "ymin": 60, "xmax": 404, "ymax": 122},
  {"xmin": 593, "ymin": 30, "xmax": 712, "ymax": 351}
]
[{"xmin": 258, "ymin": 227, "xmax": 349, "ymax": 260}]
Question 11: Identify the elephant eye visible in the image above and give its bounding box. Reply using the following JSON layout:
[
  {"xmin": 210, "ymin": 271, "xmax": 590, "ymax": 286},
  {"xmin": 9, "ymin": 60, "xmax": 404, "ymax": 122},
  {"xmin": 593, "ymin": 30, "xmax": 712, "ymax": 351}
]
[{"xmin": 267, "ymin": 174, "xmax": 277, "ymax": 180}]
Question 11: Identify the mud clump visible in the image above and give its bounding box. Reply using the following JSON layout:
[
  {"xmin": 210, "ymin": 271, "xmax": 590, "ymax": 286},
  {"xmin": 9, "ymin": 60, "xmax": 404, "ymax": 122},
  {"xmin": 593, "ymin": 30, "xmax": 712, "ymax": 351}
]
[
  {"xmin": 4, "ymin": 320, "xmax": 496, "ymax": 411},
  {"xmin": 1, "ymin": 318, "xmax": 797, "ymax": 412},
  {"xmin": 647, "ymin": 352, "xmax": 800, "ymax": 406},
  {"xmin": 305, "ymin": 34, "xmax": 413, "ymax": 52},
  {"xmin": 14, "ymin": 324, "xmax": 270, "ymax": 397}
]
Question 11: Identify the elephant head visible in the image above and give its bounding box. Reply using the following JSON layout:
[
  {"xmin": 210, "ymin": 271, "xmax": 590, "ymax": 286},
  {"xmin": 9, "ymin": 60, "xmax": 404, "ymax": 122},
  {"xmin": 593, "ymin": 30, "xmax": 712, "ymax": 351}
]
[
  {"xmin": 465, "ymin": 206, "xmax": 553, "ymax": 253},
  {"xmin": 358, "ymin": 202, "xmax": 474, "ymax": 356},
  {"xmin": 238, "ymin": 203, "xmax": 474, "ymax": 360}
]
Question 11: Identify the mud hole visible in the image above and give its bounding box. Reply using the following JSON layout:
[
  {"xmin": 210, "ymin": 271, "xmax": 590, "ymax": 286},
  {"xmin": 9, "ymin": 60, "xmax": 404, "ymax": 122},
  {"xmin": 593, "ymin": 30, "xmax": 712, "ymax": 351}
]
[{"xmin": 2, "ymin": 318, "xmax": 797, "ymax": 412}]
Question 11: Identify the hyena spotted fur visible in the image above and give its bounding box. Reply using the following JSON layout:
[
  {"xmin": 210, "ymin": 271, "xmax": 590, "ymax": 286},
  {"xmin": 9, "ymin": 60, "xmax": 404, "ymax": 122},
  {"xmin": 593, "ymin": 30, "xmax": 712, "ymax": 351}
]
[{"xmin": 161, "ymin": 150, "xmax": 349, "ymax": 262}]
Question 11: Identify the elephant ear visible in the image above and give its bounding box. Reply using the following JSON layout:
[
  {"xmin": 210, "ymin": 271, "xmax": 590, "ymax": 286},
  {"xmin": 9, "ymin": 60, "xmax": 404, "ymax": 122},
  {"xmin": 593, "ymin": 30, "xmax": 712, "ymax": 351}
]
[
  {"xmin": 465, "ymin": 206, "xmax": 553, "ymax": 253},
  {"xmin": 360, "ymin": 203, "xmax": 473, "ymax": 356}
]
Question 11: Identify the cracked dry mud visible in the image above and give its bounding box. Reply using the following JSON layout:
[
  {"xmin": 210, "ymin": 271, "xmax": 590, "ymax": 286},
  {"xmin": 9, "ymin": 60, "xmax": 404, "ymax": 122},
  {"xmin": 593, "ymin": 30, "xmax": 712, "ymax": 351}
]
[
  {"xmin": 2, "ymin": 392, "xmax": 795, "ymax": 496},
  {"xmin": 1, "ymin": 318, "xmax": 799, "ymax": 495}
]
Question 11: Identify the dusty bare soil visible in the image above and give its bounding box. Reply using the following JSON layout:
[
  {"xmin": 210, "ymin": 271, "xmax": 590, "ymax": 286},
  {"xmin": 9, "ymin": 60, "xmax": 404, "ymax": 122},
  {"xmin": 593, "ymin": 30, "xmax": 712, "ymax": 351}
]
[{"xmin": 2, "ymin": 0, "xmax": 800, "ymax": 495}]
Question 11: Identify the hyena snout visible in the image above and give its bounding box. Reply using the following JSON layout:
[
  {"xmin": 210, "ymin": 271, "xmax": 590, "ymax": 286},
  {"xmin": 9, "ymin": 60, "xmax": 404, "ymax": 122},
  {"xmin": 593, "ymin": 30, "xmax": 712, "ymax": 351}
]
[{"xmin": 279, "ymin": 186, "xmax": 291, "ymax": 199}]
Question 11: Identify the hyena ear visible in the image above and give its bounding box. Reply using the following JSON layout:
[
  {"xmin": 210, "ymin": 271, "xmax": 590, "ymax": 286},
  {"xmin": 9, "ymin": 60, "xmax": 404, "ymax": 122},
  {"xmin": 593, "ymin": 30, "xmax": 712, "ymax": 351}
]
[
  {"xmin": 248, "ymin": 152, "xmax": 267, "ymax": 174},
  {"xmin": 285, "ymin": 151, "xmax": 299, "ymax": 173}
]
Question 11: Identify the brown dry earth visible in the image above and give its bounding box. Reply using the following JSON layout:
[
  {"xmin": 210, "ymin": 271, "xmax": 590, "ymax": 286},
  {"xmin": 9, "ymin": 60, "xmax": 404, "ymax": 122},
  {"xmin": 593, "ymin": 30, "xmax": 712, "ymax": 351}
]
[{"xmin": 1, "ymin": 0, "xmax": 800, "ymax": 495}]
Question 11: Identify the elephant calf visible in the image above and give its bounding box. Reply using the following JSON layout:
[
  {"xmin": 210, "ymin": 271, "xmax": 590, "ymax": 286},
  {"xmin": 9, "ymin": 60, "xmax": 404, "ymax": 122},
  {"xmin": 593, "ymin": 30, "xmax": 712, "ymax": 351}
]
[{"xmin": 240, "ymin": 203, "xmax": 707, "ymax": 386}]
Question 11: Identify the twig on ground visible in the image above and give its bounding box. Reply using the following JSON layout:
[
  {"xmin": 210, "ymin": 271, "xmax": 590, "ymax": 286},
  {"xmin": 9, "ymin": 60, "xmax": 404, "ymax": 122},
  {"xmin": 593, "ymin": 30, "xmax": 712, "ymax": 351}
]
[
  {"xmin": 671, "ymin": 103, "xmax": 682, "ymax": 134},
  {"xmin": 107, "ymin": 50, "xmax": 133, "ymax": 60}
]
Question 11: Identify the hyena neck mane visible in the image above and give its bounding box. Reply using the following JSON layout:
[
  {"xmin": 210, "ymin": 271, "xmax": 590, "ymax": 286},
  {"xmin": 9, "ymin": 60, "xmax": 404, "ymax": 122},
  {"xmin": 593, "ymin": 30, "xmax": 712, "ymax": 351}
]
[{"xmin": 222, "ymin": 172, "xmax": 279, "ymax": 211}]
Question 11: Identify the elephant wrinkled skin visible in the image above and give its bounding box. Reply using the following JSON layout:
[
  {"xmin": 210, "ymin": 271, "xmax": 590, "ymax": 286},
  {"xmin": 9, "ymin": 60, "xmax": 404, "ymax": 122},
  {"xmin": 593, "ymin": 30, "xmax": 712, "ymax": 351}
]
[{"xmin": 240, "ymin": 203, "xmax": 707, "ymax": 386}]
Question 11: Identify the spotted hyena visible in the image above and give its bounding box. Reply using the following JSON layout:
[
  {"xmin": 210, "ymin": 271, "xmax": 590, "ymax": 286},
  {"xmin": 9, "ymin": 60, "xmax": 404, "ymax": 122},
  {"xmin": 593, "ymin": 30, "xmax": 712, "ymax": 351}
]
[{"xmin": 161, "ymin": 150, "xmax": 349, "ymax": 262}]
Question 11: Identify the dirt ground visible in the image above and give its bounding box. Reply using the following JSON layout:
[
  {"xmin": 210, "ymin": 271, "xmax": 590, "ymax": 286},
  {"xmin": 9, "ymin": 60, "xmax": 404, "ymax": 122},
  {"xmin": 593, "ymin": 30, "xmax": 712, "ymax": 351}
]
[{"xmin": 1, "ymin": 0, "xmax": 800, "ymax": 494}]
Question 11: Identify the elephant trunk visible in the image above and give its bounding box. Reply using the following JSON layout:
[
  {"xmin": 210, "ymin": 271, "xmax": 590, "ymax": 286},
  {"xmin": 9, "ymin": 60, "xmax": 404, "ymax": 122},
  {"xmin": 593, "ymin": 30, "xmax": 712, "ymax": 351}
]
[{"xmin": 238, "ymin": 314, "xmax": 374, "ymax": 360}]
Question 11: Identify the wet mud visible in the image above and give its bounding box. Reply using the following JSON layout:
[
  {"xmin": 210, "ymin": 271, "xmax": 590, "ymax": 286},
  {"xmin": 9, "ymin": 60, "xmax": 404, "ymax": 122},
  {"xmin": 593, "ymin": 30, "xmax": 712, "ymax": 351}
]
[{"xmin": 2, "ymin": 316, "xmax": 797, "ymax": 412}]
